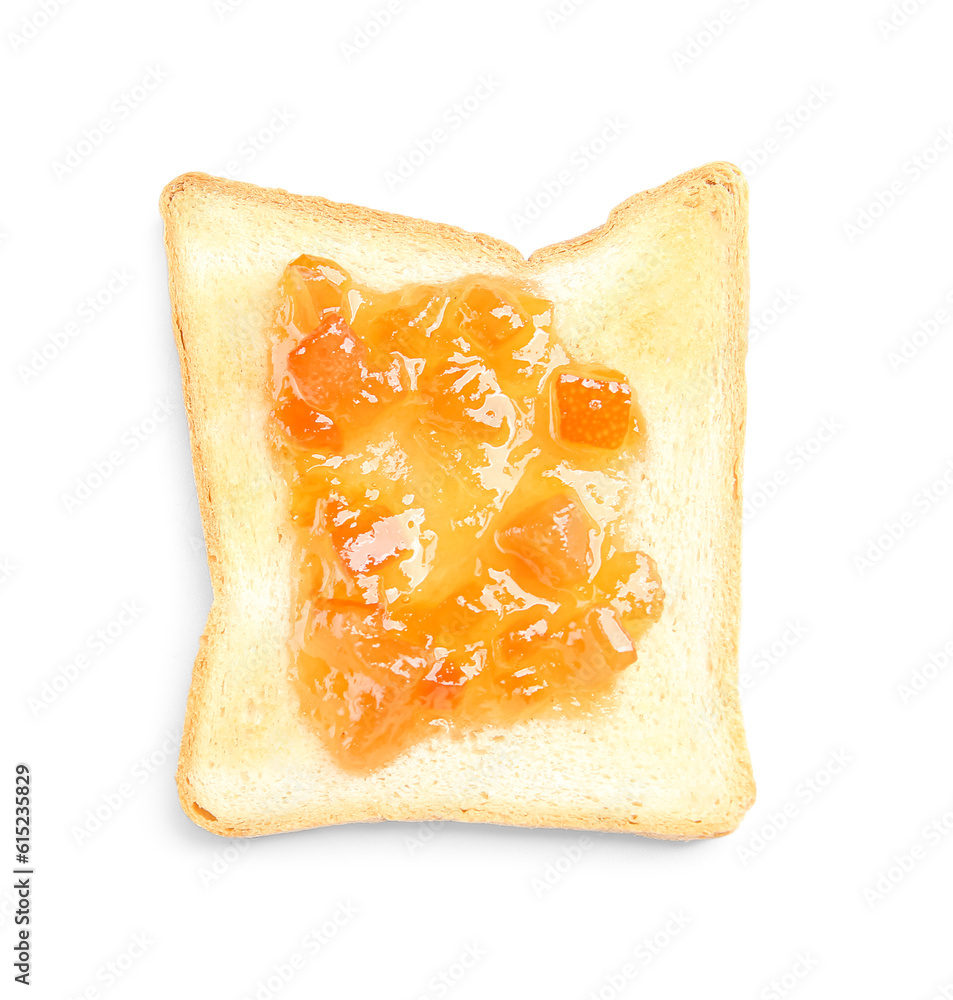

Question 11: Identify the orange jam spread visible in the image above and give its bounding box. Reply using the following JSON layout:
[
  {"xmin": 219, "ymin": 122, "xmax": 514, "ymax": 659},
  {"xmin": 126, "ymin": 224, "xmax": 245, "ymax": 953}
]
[{"xmin": 268, "ymin": 255, "xmax": 664, "ymax": 771}]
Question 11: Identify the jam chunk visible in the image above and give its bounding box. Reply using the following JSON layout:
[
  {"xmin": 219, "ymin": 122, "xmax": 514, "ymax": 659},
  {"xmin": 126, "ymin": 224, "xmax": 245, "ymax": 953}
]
[
  {"xmin": 456, "ymin": 284, "xmax": 533, "ymax": 350},
  {"xmin": 280, "ymin": 314, "xmax": 404, "ymax": 445},
  {"xmin": 551, "ymin": 368, "xmax": 634, "ymax": 450},
  {"xmin": 289, "ymin": 315, "xmax": 376, "ymax": 411},
  {"xmin": 597, "ymin": 550, "xmax": 665, "ymax": 622},
  {"xmin": 495, "ymin": 492, "xmax": 595, "ymax": 592},
  {"xmin": 416, "ymin": 644, "xmax": 487, "ymax": 713},
  {"xmin": 326, "ymin": 499, "xmax": 414, "ymax": 577},
  {"xmin": 295, "ymin": 601, "xmax": 432, "ymax": 770},
  {"xmin": 362, "ymin": 287, "xmax": 456, "ymax": 363},
  {"xmin": 281, "ymin": 255, "xmax": 348, "ymax": 331},
  {"xmin": 421, "ymin": 357, "xmax": 515, "ymax": 443},
  {"xmin": 272, "ymin": 385, "xmax": 342, "ymax": 449},
  {"xmin": 488, "ymin": 604, "xmax": 635, "ymax": 709}
]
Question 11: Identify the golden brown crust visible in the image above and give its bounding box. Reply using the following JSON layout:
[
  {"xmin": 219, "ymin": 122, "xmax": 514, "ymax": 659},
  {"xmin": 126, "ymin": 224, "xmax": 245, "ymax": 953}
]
[{"xmin": 160, "ymin": 164, "xmax": 754, "ymax": 840}]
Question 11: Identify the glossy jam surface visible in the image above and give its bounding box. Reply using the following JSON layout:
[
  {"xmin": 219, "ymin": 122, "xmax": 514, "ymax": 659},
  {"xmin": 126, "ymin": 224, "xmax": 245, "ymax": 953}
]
[{"xmin": 268, "ymin": 255, "xmax": 664, "ymax": 771}]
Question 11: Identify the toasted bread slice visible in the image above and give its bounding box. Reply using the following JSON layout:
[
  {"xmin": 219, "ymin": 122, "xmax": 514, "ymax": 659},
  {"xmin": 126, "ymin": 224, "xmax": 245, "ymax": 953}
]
[{"xmin": 160, "ymin": 163, "xmax": 753, "ymax": 840}]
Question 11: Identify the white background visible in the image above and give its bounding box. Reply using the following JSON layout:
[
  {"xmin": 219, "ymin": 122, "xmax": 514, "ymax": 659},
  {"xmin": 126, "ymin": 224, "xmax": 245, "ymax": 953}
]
[{"xmin": 3, "ymin": 0, "xmax": 953, "ymax": 997}]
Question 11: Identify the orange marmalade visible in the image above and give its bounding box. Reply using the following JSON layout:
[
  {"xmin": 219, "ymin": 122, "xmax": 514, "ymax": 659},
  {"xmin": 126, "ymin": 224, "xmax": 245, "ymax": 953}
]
[{"xmin": 267, "ymin": 255, "xmax": 664, "ymax": 771}]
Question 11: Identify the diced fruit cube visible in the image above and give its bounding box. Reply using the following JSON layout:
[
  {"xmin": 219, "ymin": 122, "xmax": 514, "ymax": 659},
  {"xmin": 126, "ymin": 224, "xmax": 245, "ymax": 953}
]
[
  {"xmin": 584, "ymin": 605, "xmax": 637, "ymax": 669},
  {"xmin": 271, "ymin": 384, "xmax": 342, "ymax": 450},
  {"xmin": 287, "ymin": 255, "xmax": 348, "ymax": 321},
  {"xmin": 416, "ymin": 644, "xmax": 487, "ymax": 712},
  {"xmin": 488, "ymin": 606, "xmax": 633, "ymax": 706},
  {"xmin": 515, "ymin": 290, "xmax": 552, "ymax": 328},
  {"xmin": 420, "ymin": 358, "xmax": 515, "ymax": 443},
  {"xmin": 289, "ymin": 254, "xmax": 348, "ymax": 287},
  {"xmin": 286, "ymin": 315, "xmax": 404, "ymax": 431},
  {"xmin": 287, "ymin": 315, "xmax": 371, "ymax": 410},
  {"xmin": 597, "ymin": 550, "xmax": 665, "ymax": 622},
  {"xmin": 495, "ymin": 492, "xmax": 596, "ymax": 591},
  {"xmin": 295, "ymin": 600, "xmax": 432, "ymax": 769},
  {"xmin": 325, "ymin": 499, "xmax": 413, "ymax": 577},
  {"xmin": 361, "ymin": 287, "xmax": 457, "ymax": 360},
  {"xmin": 551, "ymin": 368, "xmax": 635, "ymax": 450},
  {"xmin": 455, "ymin": 283, "xmax": 537, "ymax": 350},
  {"xmin": 491, "ymin": 612, "xmax": 561, "ymax": 702}
]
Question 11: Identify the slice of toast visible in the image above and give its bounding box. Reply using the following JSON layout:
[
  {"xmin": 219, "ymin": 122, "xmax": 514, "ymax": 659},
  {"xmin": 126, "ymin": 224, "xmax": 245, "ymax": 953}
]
[{"xmin": 160, "ymin": 162, "xmax": 754, "ymax": 840}]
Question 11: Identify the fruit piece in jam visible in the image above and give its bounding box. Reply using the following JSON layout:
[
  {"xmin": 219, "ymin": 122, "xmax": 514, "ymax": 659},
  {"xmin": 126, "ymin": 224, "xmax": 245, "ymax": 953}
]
[
  {"xmin": 551, "ymin": 368, "xmax": 640, "ymax": 451},
  {"xmin": 269, "ymin": 257, "xmax": 663, "ymax": 771},
  {"xmin": 295, "ymin": 600, "xmax": 431, "ymax": 771},
  {"xmin": 495, "ymin": 493, "xmax": 596, "ymax": 593}
]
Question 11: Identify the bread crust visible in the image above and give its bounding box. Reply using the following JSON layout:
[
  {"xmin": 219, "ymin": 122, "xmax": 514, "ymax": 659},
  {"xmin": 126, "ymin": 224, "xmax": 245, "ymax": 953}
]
[{"xmin": 160, "ymin": 163, "xmax": 754, "ymax": 840}]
